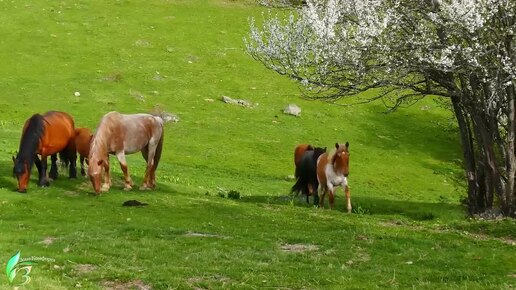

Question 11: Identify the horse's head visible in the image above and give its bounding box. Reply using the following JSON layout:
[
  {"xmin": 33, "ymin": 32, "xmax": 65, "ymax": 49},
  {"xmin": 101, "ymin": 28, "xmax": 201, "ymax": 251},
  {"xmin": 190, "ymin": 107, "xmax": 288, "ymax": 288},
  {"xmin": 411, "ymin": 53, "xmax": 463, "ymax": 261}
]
[
  {"xmin": 87, "ymin": 156, "xmax": 107, "ymax": 194},
  {"xmin": 333, "ymin": 142, "xmax": 350, "ymax": 177},
  {"xmin": 12, "ymin": 156, "xmax": 30, "ymax": 193}
]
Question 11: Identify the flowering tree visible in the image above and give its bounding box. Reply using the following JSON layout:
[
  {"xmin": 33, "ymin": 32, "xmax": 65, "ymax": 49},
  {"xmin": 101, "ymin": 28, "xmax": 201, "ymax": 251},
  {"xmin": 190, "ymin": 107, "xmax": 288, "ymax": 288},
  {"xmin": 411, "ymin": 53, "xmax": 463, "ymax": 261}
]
[{"xmin": 245, "ymin": 0, "xmax": 516, "ymax": 216}]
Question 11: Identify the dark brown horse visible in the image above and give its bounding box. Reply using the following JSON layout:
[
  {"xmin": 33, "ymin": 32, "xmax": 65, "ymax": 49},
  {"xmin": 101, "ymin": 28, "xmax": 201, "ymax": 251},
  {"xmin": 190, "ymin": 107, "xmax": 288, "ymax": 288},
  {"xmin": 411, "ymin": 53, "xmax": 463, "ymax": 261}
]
[
  {"xmin": 75, "ymin": 127, "xmax": 93, "ymax": 176},
  {"xmin": 317, "ymin": 142, "xmax": 351, "ymax": 212},
  {"xmin": 88, "ymin": 112, "xmax": 164, "ymax": 194},
  {"xmin": 291, "ymin": 146, "xmax": 327, "ymax": 205},
  {"xmin": 13, "ymin": 111, "xmax": 77, "ymax": 192}
]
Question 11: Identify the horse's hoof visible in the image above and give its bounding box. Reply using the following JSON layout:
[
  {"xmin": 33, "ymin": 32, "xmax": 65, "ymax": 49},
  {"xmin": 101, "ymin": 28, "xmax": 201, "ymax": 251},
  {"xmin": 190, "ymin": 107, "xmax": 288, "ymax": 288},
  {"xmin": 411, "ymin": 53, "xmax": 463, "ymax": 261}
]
[
  {"xmin": 100, "ymin": 185, "xmax": 110, "ymax": 192},
  {"xmin": 39, "ymin": 181, "xmax": 50, "ymax": 187},
  {"xmin": 123, "ymin": 186, "xmax": 133, "ymax": 191},
  {"xmin": 139, "ymin": 185, "xmax": 151, "ymax": 191}
]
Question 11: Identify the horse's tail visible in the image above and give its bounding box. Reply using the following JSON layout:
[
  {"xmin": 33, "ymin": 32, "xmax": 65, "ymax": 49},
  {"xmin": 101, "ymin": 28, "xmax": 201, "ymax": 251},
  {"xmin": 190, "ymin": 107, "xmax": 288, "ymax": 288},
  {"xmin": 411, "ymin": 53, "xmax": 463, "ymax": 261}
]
[
  {"xmin": 290, "ymin": 175, "xmax": 308, "ymax": 197},
  {"xmin": 291, "ymin": 151, "xmax": 316, "ymax": 196},
  {"xmin": 152, "ymin": 127, "xmax": 164, "ymax": 171}
]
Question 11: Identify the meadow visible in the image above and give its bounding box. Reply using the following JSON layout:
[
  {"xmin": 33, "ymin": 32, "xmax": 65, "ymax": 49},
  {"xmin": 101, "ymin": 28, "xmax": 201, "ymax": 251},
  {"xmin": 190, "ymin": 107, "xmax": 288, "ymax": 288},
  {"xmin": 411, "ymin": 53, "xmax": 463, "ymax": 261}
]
[{"xmin": 0, "ymin": 1, "xmax": 514, "ymax": 289}]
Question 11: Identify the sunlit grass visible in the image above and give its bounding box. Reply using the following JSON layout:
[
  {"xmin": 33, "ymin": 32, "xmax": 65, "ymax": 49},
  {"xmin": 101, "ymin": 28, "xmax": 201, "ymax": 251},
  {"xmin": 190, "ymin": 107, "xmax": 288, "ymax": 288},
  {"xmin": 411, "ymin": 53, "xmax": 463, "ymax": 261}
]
[{"xmin": 0, "ymin": 1, "xmax": 514, "ymax": 289}]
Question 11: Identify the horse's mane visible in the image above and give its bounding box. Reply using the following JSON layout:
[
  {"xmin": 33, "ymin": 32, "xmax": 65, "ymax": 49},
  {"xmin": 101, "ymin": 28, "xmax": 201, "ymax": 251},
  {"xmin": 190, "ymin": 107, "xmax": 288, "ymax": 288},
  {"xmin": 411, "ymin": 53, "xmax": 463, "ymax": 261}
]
[
  {"xmin": 15, "ymin": 114, "xmax": 45, "ymax": 172},
  {"xmin": 89, "ymin": 113, "xmax": 114, "ymax": 158}
]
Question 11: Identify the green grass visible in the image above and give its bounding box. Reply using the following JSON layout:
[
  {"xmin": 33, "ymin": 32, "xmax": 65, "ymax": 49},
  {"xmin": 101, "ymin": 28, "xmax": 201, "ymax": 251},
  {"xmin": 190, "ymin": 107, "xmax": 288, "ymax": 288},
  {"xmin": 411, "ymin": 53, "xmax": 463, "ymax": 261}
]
[{"xmin": 0, "ymin": 1, "xmax": 514, "ymax": 289}]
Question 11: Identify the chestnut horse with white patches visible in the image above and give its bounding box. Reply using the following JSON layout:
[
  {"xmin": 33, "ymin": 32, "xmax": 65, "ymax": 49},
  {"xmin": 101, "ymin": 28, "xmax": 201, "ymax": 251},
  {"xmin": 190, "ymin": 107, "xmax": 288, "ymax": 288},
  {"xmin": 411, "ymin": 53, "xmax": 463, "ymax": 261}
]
[
  {"xmin": 88, "ymin": 112, "xmax": 164, "ymax": 194},
  {"xmin": 13, "ymin": 111, "xmax": 77, "ymax": 193},
  {"xmin": 317, "ymin": 142, "xmax": 351, "ymax": 212}
]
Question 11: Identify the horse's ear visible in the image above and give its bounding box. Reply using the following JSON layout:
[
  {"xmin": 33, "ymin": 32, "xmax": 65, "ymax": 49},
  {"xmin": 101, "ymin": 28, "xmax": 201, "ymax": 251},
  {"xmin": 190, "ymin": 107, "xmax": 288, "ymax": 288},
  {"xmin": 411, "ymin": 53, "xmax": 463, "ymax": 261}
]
[
  {"xmin": 335, "ymin": 143, "xmax": 339, "ymax": 149},
  {"xmin": 12, "ymin": 156, "xmax": 15, "ymax": 164},
  {"xmin": 345, "ymin": 141, "xmax": 349, "ymax": 148}
]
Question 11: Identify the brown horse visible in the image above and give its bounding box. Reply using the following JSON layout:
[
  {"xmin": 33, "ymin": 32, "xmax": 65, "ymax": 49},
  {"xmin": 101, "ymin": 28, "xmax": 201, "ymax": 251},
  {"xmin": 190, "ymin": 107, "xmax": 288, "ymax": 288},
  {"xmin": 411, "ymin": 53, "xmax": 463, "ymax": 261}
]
[
  {"xmin": 12, "ymin": 111, "xmax": 77, "ymax": 192},
  {"xmin": 294, "ymin": 144, "xmax": 313, "ymax": 168},
  {"xmin": 88, "ymin": 112, "xmax": 164, "ymax": 194},
  {"xmin": 316, "ymin": 142, "xmax": 351, "ymax": 212},
  {"xmin": 75, "ymin": 127, "xmax": 93, "ymax": 176}
]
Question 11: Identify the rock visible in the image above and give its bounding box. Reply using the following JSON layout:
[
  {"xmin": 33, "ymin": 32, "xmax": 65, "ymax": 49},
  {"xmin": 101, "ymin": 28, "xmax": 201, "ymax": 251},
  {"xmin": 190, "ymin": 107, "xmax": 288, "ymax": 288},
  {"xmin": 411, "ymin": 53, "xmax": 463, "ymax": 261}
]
[
  {"xmin": 221, "ymin": 96, "xmax": 255, "ymax": 108},
  {"xmin": 283, "ymin": 104, "xmax": 301, "ymax": 116}
]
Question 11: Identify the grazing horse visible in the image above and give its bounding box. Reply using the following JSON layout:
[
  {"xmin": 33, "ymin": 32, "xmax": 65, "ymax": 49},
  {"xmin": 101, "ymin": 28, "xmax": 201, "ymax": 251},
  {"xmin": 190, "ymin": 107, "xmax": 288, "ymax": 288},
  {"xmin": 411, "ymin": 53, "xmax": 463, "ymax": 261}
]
[
  {"xmin": 12, "ymin": 111, "xmax": 77, "ymax": 193},
  {"xmin": 88, "ymin": 111, "xmax": 164, "ymax": 194},
  {"xmin": 291, "ymin": 146, "xmax": 327, "ymax": 205},
  {"xmin": 317, "ymin": 142, "xmax": 351, "ymax": 212},
  {"xmin": 75, "ymin": 127, "xmax": 93, "ymax": 176}
]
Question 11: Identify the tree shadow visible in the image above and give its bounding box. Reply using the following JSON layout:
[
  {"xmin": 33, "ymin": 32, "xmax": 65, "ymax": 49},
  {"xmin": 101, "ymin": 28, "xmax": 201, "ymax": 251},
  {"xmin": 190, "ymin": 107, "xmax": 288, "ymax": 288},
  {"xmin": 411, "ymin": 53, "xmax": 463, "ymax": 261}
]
[
  {"xmin": 356, "ymin": 104, "xmax": 461, "ymax": 163},
  {"xmin": 239, "ymin": 193, "xmax": 466, "ymax": 221}
]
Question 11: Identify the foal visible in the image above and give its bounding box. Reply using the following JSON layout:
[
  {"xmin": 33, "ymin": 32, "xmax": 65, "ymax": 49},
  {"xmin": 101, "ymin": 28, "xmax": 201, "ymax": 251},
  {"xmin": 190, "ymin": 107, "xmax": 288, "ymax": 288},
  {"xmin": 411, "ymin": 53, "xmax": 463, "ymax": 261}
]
[
  {"xmin": 75, "ymin": 127, "xmax": 93, "ymax": 176},
  {"xmin": 316, "ymin": 142, "xmax": 351, "ymax": 212}
]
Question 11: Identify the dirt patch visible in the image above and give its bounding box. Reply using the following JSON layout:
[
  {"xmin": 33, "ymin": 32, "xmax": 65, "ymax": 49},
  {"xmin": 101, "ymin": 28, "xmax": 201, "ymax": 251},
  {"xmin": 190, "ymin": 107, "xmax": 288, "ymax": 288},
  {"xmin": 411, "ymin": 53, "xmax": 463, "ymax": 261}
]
[
  {"xmin": 378, "ymin": 220, "xmax": 404, "ymax": 227},
  {"xmin": 102, "ymin": 280, "xmax": 152, "ymax": 290},
  {"xmin": 501, "ymin": 237, "xmax": 516, "ymax": 246},
  {"xmin": 63, "ymin": 191, "xmax": 80, "ymax": 196},
  {"xmin": 184, "ymin": 231, "xmax": 229, "ymax": 239},
  {"xmin": 186, "ymin": 275, "xmax": 230, "ymax": 289},
  {"xmin": 38, "ymin": 237, "xmax": 58, "ymax": 247},
  {"xmin": 280, "ymin": 243, "xmax": 319, "ymax": 253},
  {"xmin": 74, "ymin": 264, "xmax": 97, "ymax": 275}
]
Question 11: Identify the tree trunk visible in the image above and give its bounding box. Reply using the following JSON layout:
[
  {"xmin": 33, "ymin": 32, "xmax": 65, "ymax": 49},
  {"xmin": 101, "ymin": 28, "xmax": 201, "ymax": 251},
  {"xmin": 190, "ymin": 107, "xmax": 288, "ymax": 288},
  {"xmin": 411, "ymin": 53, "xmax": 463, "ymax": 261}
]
[
  {"xmin": 451, "ymin": 97, "xmax": 481, "ymax": 214},
  {"xmin": 504, "ymin": 84, "xmax": 516, "ymax": 216}
]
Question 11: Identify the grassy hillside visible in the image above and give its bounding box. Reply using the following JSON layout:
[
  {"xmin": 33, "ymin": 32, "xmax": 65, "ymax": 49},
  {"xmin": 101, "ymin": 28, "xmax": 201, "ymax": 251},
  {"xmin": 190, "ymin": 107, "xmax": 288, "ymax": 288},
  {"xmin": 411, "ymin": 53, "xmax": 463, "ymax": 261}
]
[{"xmin": 0, "ymin": 1, "xmax": 514, "ymax": 289}]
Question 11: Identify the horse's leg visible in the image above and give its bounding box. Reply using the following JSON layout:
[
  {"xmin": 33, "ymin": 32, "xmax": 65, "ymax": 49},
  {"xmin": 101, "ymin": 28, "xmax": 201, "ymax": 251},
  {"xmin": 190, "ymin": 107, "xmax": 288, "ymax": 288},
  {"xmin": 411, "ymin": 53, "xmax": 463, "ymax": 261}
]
[
  {"xmin": 38, "ymin": 155, "xmax": 50, "ymax": 187},
  {"xmin": 313, "ymin": 184, "xmax": 320, "ymax": 206},
  {"xmin": 49, "ymin": 154, "xmax": 58, "ymax": 180},
  {"xmin": 345, "ymin": 185, "xmax": 352, "ymax": 213},
  {"xmin": 329, "ymin": 188, "xmax": 336, "ymax": 210},
  {"xmin": 140, "ymin": 145, "xmax": 156, "ymax": 190},
  {"xmin": 34, "ymin": 155, "xmax": 43, "ymax": 183},
  {"xmin": 101, "ymin": 159, "xmax": 111, "ymax": 192},
  {"xmin": 306, "ymin": 183, "xmax": 313, "ymax": 204},
  {"xmin": 66, "ymin": 142, "xmax": 77, "ymax": 179},
  {"xmin": 80, "ymin": 156, "xmax": 86, "ymax": 177},
  {"xmin": 318, "ymin": 186, "xmax": 326, "ymax": 208},
  {"xmin": 116, "ymin": 151, "xmax": 133, "ymax": 190}
]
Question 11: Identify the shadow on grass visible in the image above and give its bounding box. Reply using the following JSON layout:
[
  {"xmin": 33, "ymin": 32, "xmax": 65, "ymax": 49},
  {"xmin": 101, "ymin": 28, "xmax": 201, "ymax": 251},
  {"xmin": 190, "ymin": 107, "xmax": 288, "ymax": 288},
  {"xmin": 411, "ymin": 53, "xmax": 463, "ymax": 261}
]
[
  {"xmin": 0, "ymin": 159, "xmax": 176, "ymax": 196},
  {"xmin": 356, "ymin": 104, "xmax": 461, "ymax": 163},
  {"xmin": 239, "ymin": 194, "xmax": 466, "ymax": 222}
]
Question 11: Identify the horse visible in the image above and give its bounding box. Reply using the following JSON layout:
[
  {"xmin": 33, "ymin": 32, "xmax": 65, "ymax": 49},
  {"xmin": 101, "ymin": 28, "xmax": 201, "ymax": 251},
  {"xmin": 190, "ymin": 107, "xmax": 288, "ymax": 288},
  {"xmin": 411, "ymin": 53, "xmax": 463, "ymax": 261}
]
[
  {"xmin": 74, "ymin": 127, "xmax": 93, "ymax": 176},
  {"xmin": 294, "ymin": 144, "xmax": 314, "ymax": 168},
  {"xmin": 88, "ymin": 111, "xmax": 164, "ymax": 194},
  {"xmin": 12, "ymin": 111, "xmax": 77, "ymax": 193},
  {"xmin": 316, "ymin": 142, "xmax": 351, "ymax": 212},
  {"xmin": 291, "ymin": 146, "xmax": 327, "ymax": 205}
]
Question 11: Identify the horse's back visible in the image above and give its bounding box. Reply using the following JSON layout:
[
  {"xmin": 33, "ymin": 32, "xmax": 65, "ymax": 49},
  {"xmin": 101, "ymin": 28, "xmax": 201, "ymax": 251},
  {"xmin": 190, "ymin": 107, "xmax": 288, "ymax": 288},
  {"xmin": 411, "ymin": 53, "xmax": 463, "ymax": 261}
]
[
  {"xmin": 75, "ymin": 128, "xmax": 92, "ymax": 157},
  {"xmin": 96, "ymin": 112, "xmax": 163, "ymax": 154},
  {"xmin": 294, "ymin": 144, "xmax": 313, "ymax": 166},
  {"xmin": 39, "ymin": 111, "xmax": 75, "ymax": 155}
]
